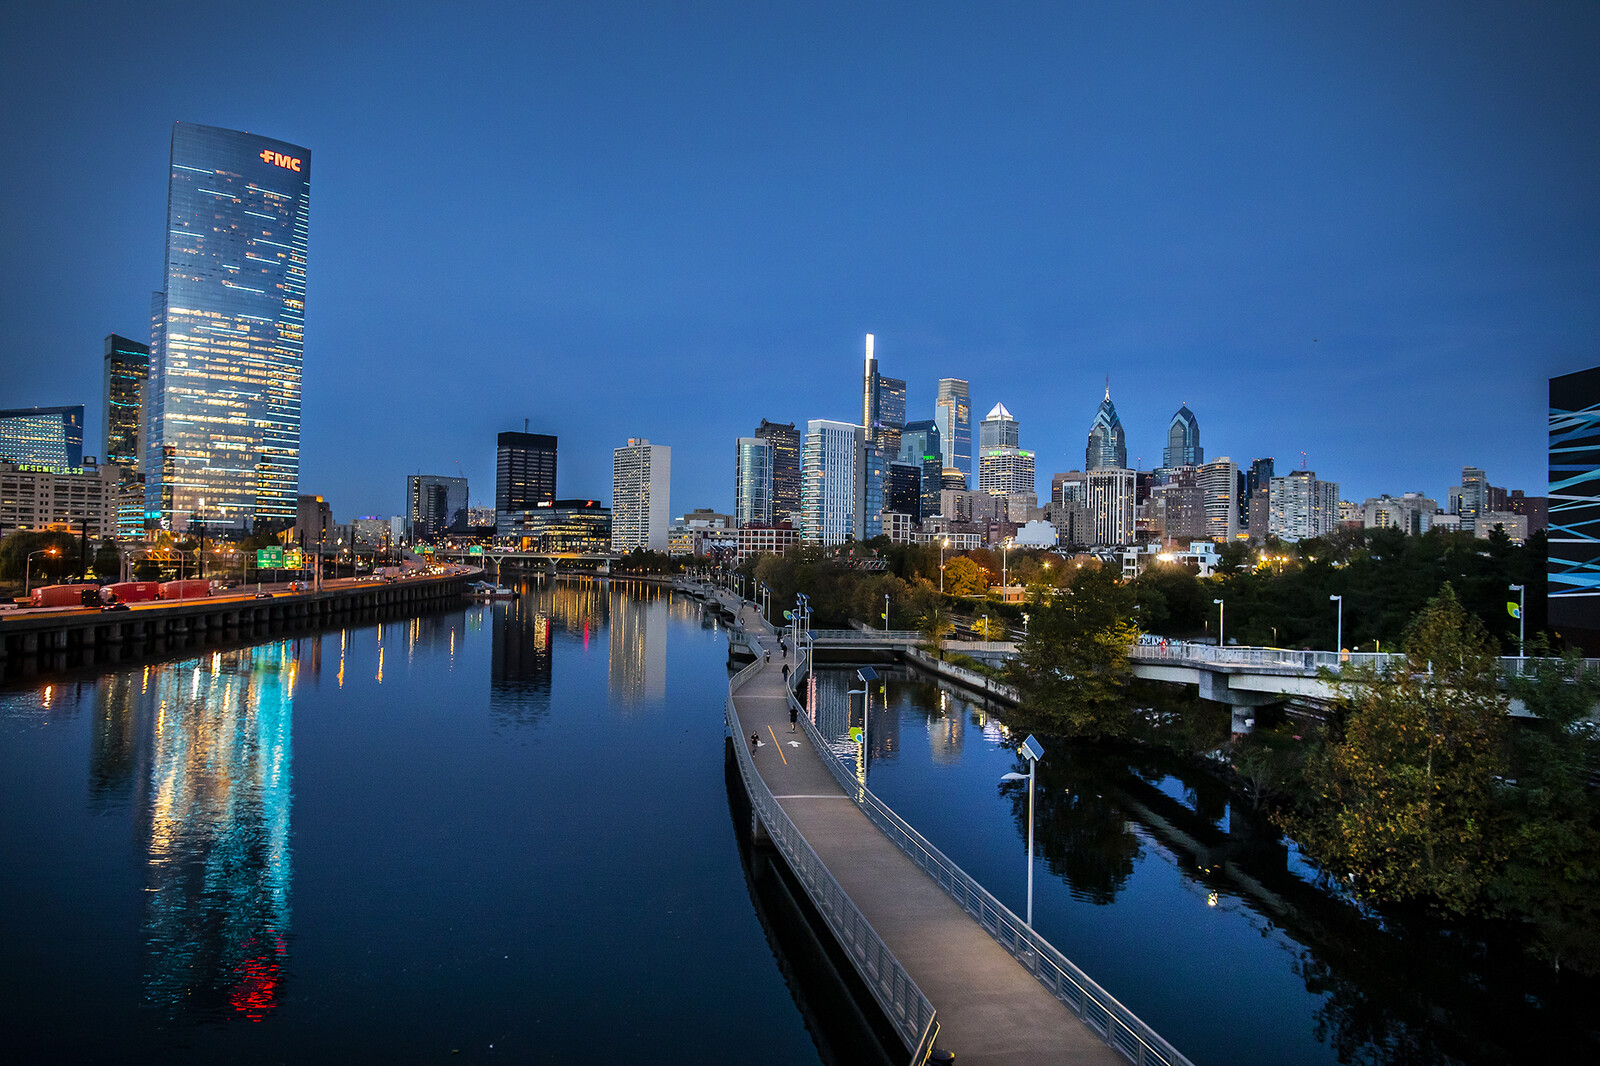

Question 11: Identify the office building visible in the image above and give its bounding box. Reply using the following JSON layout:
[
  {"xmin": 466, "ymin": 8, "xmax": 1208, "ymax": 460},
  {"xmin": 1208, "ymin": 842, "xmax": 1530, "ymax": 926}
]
[
  {"xmin": 0, "ymin": 406, "xmax": 84, "ymax": 468},
  {"xmin": 296, "ymin": 495, "xmax": 334, "ymax": 550},
  {"xmin": 1163, "ymin": 405, "xmax": 1203, "ymax": 471},
  {"xmin": 1197, "ymin": 457, "xmax": 1239, "ymax": 541},
  {"xmin": 103, "ymin": 335, "xmax": 149, "ymax": 468},
  {"xmin": 800, "ymin": 419, "xmax": 859, "ymax": 545},
  {"xmin": 754, "ymin": 419, "xmax": 801, "ymax": 525},
  {"xmin": 935, "ymin": 378, "xmax": 971, "ymax": 484},
  {"xmin": 1361, "ymin": 493, "xmax": 1438, "ymax": 535},
  {"xmin": 978, "ymin": 403, "xmax": 1020, "ymax": 452},
  {"xmin": 514, "ymin": 499, "xmax": 611, "ymax": 553},
  {"xmin": 979, "ymin": 448, "xmax": 1036, "ymax": 501},
  {"xmin": 496, "ymin": 431, "xmax": 558, "ymax": 537},
  {"xmin": 899, "ymin": 419, "xmax": 943, "ymax": 521},
  {"xmin": 1460, "ymin": 466, "xmax": 1487, "ymax": 534},
  {"xmin": 1550, "ymin": 367, "xmax": 1600, "ymax": 637},
  {"xmin": 1087, "ymin": 467, "xmax": 1136, "ymax": 546},
  {"xmin": 406, "ymin": 474, "xmax": 468, "ymax": 541},
  {"xmin": 1269, "ymin": 470, "xmax": 1340, "ymax": 541},
  {"xmin": 860, "ymin": 334, "xmax": 906, "ymax": 455},
  {"xmin": 612, "ymin": 439, "xmax": 671, "ymax": 552},
  {"xmin": 886, "ymin": 461, "xmax": 922, "ymax": 524},
  {"xmin": 1085, "ymin": 386, "xmax": 1128, "ymax": 471},
  {"xmin": 855, "ymin": 443, "xmax": 889, "ymax": 541},
  {"xmin": 1243, "ymin": 458, "xmax": 1274, "ymax": 528},
  {"xmin": 146, "ymin": 122, "xmax": 311, "ymax": 534},
  {"xmin": 0, "ymin": 459, "xmax": 119, "ymax": 539},
  {"xmin": 734, "ymin": 437, "xmax": 773, "ymax": 528}
]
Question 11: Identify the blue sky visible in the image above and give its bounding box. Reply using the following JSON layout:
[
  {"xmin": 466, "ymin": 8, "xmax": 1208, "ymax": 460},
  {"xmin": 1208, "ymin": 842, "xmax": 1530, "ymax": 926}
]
[{"xmin": 2, "ymin": 2, "xmax": 1596, "ymax": 520}]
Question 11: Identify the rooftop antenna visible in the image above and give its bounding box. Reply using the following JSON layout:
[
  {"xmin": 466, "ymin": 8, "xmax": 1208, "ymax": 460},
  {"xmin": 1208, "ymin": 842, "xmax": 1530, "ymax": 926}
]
[
  {"xmin": 525, "ymin": 418, "xmax": 529, "ymax": 433},
  {"xmin": 1300, "ymin": 450, "xmax": 1308, "ymax": 469}
]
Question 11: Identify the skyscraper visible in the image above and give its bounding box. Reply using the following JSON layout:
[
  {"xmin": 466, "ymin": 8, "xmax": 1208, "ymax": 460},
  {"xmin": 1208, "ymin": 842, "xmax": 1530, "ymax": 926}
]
[
  {"xmin": 612, "ymin": 439, "xmax": 671, "ymax": 551},
  {"xmin": 1197, "ymin": 457, "xmax": 1239, "ymax": 541},
  {"xmin": 1085, "ymin": 385, "xmax": 1128, "ymax": 471},
  {"xmin": 978, "ymin": 403, "xmax": 1020, "ymax": 452},
  {"xmin": 103, "ymin": 335, "xmax": 149, "ymax": 469},
  {"xmin": 898, "ymin": 419, "xmax": 943, "ymax": 520},
  {"xmin": 1460, "ymin": 466, "xmax": 1487, "ymax": 534},
  {"xmin": 0, "ymin": 406, "xmax": 84, "ymax": 468},
  {"xmin": 406, "ymin": 474, "xmax": 468, "ymax": 541},
  {"xmin": 496, "ymin": 431, "xmax": 558, "ymax": 538},
  {"xmin": 1163, "ymin": 405, "xmax": 1203, "ymax": 470},
  {"xmin": 146, "ymin": 122, "xmax": 311, "ymax": 534},
  {"xmin": 886, "ymin": 461, "xmax": 922, "ymax": 523},
  {"xmin": 754, "ymin": 419, "xmax": 801, "ymax": 525},
  {"xmin": 1269, "ymin": 470, "xmax": 1340, "ymax": 541},
  {"xmin": 860, "ymin": 333, "xmax": 905, "ymax": 455},
  {"xmin": 934, "ymin": 378, "xmax": 971, "ymax": 484},
  {"xmin": 801, "ymin": 420, "xmax": 859, "ymax": 545},
  {"xmin": 1087, "ymin": 467, "xmax": 1136, "ymax": 546},
  {"xmin": 734, "ymin": 437, "xmax": 773, "ymax": 528}
]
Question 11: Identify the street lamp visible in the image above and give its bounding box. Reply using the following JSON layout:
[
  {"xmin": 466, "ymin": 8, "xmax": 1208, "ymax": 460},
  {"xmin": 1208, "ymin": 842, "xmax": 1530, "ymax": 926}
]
[
  {"xmin": 1510, "ymin": 584, "xmax": 1525, "ymax": 658},
  {"xmin": 24, "ymin": 548, "xmax": 59, "ymax": 595},
  {"xmin": 1000, "ymin": 734, "xmax": 1045, "ymax": 926},
  {"xmin": 1330, "ymin": 594, "xmax": 1343, "ymax": 654},
  {"xmin": 1002, "ymin": 538, "xmax": 1011, "ymax": 594},
  {"xmin": 850, "ymin": 667, "xmax": 879, "ymax": 778},
  {"xmin": 1213, "ymin": 598, "xmax": 1225, "ymax": 650},
  {"xmin": 883, "ymin": 591, "xmax": 889, "ymax": 633},
  {"xmin": 982, "ymin": 612, "xmax": 989, "ymax": 642}
]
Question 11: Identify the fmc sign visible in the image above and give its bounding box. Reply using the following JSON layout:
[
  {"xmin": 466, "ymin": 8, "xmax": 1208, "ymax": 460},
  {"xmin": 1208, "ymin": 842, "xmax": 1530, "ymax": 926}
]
[{"xmin": 259, "ymin": 149, "xmax": 303, "ymax": 172}]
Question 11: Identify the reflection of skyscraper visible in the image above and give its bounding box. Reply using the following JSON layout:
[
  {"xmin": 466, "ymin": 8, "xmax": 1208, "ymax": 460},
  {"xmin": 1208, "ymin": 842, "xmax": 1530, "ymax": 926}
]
[
  {"xmin": 608, "ymin": 586, "xmax": 666, "ymax": 707},
  {"xmin": 491, "ymin": 596, "xmax": 552, "ymax": 726},
  {"xmin": 90, "ymin": 672, "xmax": 142, "ymax": 809},
  {"xmin": 140, "ymin": 642, "xmax": 295, "ymax": 1020},
  {"xmin": 147, "ymin": 123, "xmax": 311, "ymax": 534}
]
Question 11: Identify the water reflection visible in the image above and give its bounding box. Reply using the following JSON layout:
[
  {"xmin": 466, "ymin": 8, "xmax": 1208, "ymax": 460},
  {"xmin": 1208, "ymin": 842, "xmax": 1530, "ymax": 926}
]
[
  {"xmin": 491, "ymin": 593, "xmax": 553, "ymax": 726},
  {"xmin": 608, "ymin": 583, "xmax": 667, "ymax": 708},
  {"xmin": 1000, "ymin": 747, "xmax": 1143, "ymax": 905},
  {"xmin": 138, "ymin": 642, "xmax": 295, "ymax": 1021}
]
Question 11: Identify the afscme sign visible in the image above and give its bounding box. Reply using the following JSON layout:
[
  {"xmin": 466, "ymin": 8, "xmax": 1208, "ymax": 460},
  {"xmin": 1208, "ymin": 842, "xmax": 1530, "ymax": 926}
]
[{"xmin": 259, "ymin": 149, "xmax": 302, "ymax": 172}]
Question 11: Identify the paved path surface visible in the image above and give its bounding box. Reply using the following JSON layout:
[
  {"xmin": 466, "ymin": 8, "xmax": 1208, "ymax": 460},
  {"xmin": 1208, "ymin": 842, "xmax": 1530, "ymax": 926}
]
[{"xmin": 727, "ymin": 601, "xmax": 1125, "ymax": 1066}]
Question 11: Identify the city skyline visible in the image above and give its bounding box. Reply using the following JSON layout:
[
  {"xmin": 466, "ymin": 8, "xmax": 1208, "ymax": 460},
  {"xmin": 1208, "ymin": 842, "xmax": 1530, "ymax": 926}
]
[{"xmin": 2, "ymin": 5, "xmax": 1596, "ymax": 521}]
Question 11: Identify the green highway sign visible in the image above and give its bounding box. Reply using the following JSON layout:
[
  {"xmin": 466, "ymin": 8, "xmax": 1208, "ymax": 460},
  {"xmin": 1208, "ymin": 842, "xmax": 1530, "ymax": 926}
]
[
  {"xmin": 256, "ymin": 547, "xmax": 285, "ymax": 567},
  {"xmin": 468, "ymin": 545, "xmax": 484, "ymax": 556}
]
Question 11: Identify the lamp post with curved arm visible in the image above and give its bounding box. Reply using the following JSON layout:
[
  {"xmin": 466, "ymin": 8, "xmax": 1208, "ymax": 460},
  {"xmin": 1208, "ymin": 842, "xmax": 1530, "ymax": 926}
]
[{"xmin": 25, "ymin": 548, "xmax": 59, "ymax": 596}]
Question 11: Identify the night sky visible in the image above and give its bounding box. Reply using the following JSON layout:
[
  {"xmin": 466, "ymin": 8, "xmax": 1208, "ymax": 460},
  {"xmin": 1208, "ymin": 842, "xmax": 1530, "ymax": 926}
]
[{"xmin": 2, "ymin": 3, "xmax": 1596, "ymax": 522}]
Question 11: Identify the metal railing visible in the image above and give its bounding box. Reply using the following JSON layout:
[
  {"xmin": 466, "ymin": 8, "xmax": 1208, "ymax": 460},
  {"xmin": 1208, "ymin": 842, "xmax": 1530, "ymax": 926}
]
[
  {"xmin": 727, "ymin": 660, "xmax": 939, "ymax": 1065},
  {"xmin": 1130, "ymin": 643, "xmax": 1600, "ymax": 682},
  {"xmin": 787, "ymin": 652, "xmax": 1192, "ymax": 1066}
]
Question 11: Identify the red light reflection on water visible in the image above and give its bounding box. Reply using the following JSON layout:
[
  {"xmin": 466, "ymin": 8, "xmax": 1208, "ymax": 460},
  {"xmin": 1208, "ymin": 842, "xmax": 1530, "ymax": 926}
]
[{"xmin": 229, "ymin": 932, "xmax": 288, "ymax": 1021}]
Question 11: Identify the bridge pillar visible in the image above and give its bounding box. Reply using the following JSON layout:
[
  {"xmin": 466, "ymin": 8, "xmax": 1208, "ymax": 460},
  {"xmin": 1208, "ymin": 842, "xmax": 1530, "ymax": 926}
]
[{"xmin": 750, "ymin": 806, "xmax": 772, "ymax": 848}]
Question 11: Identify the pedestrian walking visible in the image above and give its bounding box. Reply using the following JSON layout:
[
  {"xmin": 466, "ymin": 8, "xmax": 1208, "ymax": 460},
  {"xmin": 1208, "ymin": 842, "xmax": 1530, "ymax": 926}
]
[
  {"xmin": 789, "ymin": 703, "xmax": 799, "ymax": 733},
  {"xmin": 764, "ymin": 648, "xmax": 771, "ymax": 664},
  {"xmin": 781, "ymin": 663, "xmax": 790, "ymax": 684},
  {"xmin": 750, "ymin": 732, "xmax": 760, "ymax": 751}
]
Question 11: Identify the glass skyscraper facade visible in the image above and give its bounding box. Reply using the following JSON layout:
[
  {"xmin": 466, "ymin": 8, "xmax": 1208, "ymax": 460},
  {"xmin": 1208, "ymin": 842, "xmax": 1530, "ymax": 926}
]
[
  {"xmin": 496, "ymin": 431, "xmax": 558, "ymax": 538},
  {"xmin": 103, "ymin": 335, "xmax": 149, "ymax": 469},
  {"xmin": 734, "ymin": 437, "xmax": 773, "ymax": 527},
  {"xmin": 146, "ymin": 123, "xmax": 311, "ymax": 533},
  {"xmin": 0, "ymin": 406, "xmax": 84, "ymax": 468},
  {"xmin": 754, "ymin": 419, "xmax": 801, "ymax": 526},
  {"xmin": 1163, "ymin": 404, "xmax": 1203, "ymax": 470},
  {"xmin": 935, "ymin": 378, "xmax": 971, "ymax": 484},
  {"xmin": 1086, "ymin": 386, "xmax": 1128, "ymax": 471}
]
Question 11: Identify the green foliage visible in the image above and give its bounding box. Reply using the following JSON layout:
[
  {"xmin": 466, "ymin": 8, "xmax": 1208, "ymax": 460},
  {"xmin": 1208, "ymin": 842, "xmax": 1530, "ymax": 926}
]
[
  {"xmin": 612, "ymin": 549, "xmax": 681, "ymax": 575},
  {"xmin": 0, "ymin": 530, "xmax": 81, "ymax": 584},
  {"xmin": 920, "ymin": 599, "xmax": 954, "ymax": 657},
  {"xmin": 943, "ymin": 555, "xmax": 988, "ymax": 596},
  {"xmin": 1286, "ymin": 585, "xmax": 1508, "ymax": 913},
  {"xmin": 1011, "ymin": 562, "xmax": 1138, "ymax": 737}
]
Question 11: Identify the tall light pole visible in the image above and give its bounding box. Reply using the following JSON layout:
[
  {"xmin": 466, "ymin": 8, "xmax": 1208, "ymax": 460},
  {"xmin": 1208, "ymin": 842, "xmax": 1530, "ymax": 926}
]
[
  {"xmin": 1510, "ymin": 583, "xmax": 1526, "ymax": 658},
  {"xmin": 883, "ymin": 592, "xmax": 889, "ymax": 633},
  {"xmin": 1330, "ymin": 594, "xmax": 1343, "ymax": 654},
  {"xmin": 24, "ymin": 548, "xmax": 58, "ymax": 596},
  {"xmin": 1000, "ymin": 734, "xmax": 1044, "ymax": 927},
  {"xmin": 1002, "ymin": 538, "xmax": 1011, "ymax": 594},
  {"xmin": 1213, "ymin": 598, "xmax": 1225, "ymax": 650}
]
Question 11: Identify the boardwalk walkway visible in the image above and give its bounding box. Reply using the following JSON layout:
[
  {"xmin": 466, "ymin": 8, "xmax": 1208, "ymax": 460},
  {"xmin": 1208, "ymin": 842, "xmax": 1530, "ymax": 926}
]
[{"xmin": 727, "ymin": 601, "xmax": 1133, "ymax": 1066}]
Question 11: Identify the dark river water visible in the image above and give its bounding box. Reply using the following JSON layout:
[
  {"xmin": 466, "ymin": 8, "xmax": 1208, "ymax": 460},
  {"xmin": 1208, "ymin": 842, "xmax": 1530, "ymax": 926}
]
[{"xmin": 3, "ymin": 583, "xmax": 1594, "ymax": 1065}]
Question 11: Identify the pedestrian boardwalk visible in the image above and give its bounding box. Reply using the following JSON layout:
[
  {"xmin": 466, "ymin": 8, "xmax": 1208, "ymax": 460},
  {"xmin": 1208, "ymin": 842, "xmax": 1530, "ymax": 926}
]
[{"xmin": 726, "ymin": 601, "xmax": 1160, "ymax": 1066}]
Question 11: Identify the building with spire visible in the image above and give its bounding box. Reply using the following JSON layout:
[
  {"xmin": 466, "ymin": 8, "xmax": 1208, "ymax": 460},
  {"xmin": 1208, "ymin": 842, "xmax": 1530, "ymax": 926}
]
[
  {"xmin": 1085, "ymin": 384, "xmax": 1128, "ymax": 471},
  {"xmin": 1163, "ymin": 405, "xmax": 1202, "ymax": 470},
  {"xmin": 860, "ymin": 333, "xmax": 905, "ymax": 455}
]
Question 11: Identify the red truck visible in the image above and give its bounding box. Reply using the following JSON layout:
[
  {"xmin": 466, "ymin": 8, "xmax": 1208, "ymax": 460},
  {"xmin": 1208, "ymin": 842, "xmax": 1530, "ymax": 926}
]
[
  {"xmin": 100, "ymin": 581, "xmax": 161, "ymax": 605},
  {"xmin": 30, "ymin": 583, "xmax": 102, "ymax": 608},
  {"xmin": 158, "ymin": 579, "xmax": 213, "ymax": 600}
]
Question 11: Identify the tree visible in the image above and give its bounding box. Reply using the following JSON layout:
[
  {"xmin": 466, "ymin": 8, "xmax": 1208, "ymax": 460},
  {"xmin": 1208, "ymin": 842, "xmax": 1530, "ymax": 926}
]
[
  {"xmin": 920, "ymin": 600, "xmax": 954, "ymax": 659},
  {"xmin": 1286, "ymin": 585, "xmax": 1507, "ymax": 913},
  {"xmin": 1010, "ymin": 562, "xmax": 1138, "ymax": 737},
  {"xmin": 0, "ymin": 530, "xmax": 78, "ymax": 585},
  {"xmin": 942, "ymin": 555, "xmax": 988, "ymax": 596}
]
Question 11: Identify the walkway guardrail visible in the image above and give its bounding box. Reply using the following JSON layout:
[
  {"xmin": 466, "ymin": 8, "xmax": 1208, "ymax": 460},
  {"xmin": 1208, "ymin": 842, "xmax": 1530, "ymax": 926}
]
[
  {"xmin": 1130, "ymin": 643, "xmax": 1600, "ymax": 681},
  {"xmin": 727, "ymin": 660, "xmax": 938, "ymax": 1065},
  {"xmin": 788, "ymin": 652, "xmax": 1191, "ymax": 1066}
]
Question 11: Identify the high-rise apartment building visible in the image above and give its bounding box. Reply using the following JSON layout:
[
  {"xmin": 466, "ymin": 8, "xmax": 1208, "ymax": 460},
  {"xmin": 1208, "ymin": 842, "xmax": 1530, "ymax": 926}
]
[
  {"xmin": 935, "ymin": 378, "xmax": 971, "ymax": 485},
  {"xmin": 1087, "ymin": 467, "xmax": 1136, "ymax": 546},
  {"xmin": 800, "ymin": 420, "xmax": 860, "ymax": 545},
  {"xmin": 1269, "ymin": 470, "xmax": 1340, "ymax": 542},
  {"xmin": 611, "ymin": 439, "xmax": 671, "ymax": 551},
  {"xmin": 146, "ymin": 122, "xmax": 311, "ymax": 534},
  {"xmin": 1551, "ymin": 367, "xmax": 1600, "ymax": 639},
  {"xmin": 1163, "ymin": 405, "xmax": 1203, "ymax": 470},
  {"xmin": 406, "ymin": 474, "xmax": 468, "ymax": 540},
  {"xmin": 495, "ymin": 431, "xmax": 558, "ymax": 538},
  {"xmin": 1197, "ymin": 457, "xmax": 1240, "ymax": 541},
  {"xmin": 854, "ymin": 444, "xmax": 889, "ymax": 541},
  {"xmin": 0, "ymin": 406, "xmax": 85, "ymax": 469},
  {"xmin": 754, "ymin": 419, "xmax": 801, "ymax": 525},
  {"xmin": 734, "ymin": 437, "xmax": 773, "ymax": 528},
  {"xmin": 1085, "ymin": 386, "xmax": 1128, "ymax": 471},
  {"xmin": 103, "ymin": 335, "xmax": 149, "ymax": 469},
  {"xmin": 1460, "ymin": 466, "xmax": 1487, "ymax": 534}
]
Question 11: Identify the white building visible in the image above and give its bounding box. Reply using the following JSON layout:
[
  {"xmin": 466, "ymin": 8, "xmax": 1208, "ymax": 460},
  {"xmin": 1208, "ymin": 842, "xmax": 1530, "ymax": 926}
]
[
  {"xmin": 1087, "ymin": 467, "xmax": 1136, "ymax": 546},
  {"xmin": 611, "ymin": 439, "xmax": 671, "ymax": 552},
  {"xmin": 801, "ymin": 420, "xmax": 860, "ymax": 545},
  {"xmin": 1361, "ymin": 493, "xmax": 1438, "ymax": 535},
  {"xmin": 1013, "ymin": 519, "xmax": 1058, "ymax": 548},
  {"xmin": 1269, "ymin": 470, "xmax": 1339, "ymax": 542},
  {"xmin": 1197, "ymin": 457, "xmax": 1239, "ymax": 541}
]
